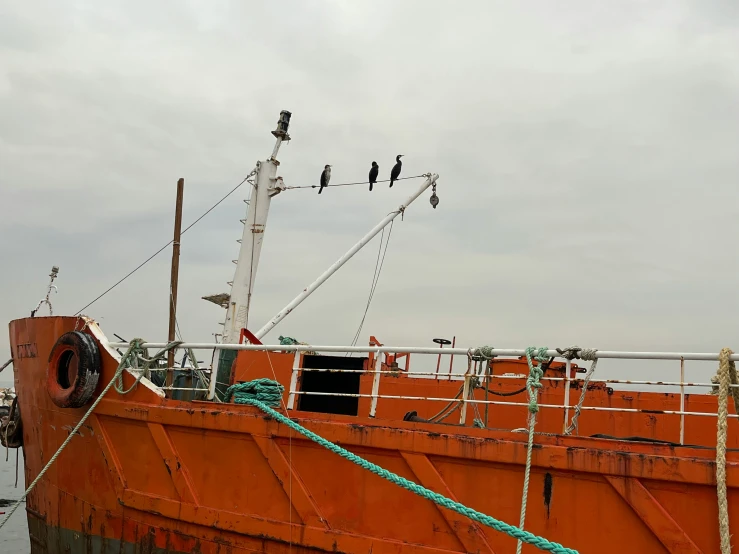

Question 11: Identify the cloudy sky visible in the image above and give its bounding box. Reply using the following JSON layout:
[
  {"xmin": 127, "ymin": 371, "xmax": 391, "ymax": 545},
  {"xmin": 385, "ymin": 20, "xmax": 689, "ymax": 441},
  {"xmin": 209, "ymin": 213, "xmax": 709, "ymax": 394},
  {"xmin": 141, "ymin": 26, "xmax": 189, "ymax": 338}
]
[{"xmin": 2, "ymin": 0, "xmax": 738, "ymax": 386}]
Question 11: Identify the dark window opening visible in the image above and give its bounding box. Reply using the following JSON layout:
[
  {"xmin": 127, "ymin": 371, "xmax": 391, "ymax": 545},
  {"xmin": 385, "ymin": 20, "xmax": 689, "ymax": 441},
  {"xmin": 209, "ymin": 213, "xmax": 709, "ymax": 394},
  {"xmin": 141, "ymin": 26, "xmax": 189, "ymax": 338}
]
[{"xmin": 298, "ymin": 354, "xmax": 366, "ymax": 416}]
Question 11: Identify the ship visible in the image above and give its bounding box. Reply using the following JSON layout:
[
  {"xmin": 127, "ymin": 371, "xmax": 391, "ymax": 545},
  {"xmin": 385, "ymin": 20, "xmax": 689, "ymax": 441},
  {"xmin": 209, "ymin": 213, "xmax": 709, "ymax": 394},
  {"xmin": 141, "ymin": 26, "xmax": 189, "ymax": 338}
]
[{"xmin": 2, "ymin": 111, "xmax": 739, "ymax": 554}]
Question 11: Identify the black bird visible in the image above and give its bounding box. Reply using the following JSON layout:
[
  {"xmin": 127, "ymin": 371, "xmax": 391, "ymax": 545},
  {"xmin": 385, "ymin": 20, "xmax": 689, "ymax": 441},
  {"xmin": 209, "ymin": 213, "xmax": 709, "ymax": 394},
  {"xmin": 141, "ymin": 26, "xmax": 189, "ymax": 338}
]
[
  {"xmin": 318, "ymin": 164, "xmax": 331, "ymax": 194},
  {"xmin": 368, "ymin": 161, "xmax": 379, "ymax": 191},
  {"xmin": 390, "ymin": 155, "xmax": 404, "ymax": 187}
]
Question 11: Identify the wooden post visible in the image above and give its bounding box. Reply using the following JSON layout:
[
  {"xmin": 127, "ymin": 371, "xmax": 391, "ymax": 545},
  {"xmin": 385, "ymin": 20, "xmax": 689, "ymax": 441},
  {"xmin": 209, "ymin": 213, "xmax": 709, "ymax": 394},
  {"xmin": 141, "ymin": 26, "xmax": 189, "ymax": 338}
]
[{"xmin": 166, "ymin": 178, "xmax": 185, "ymax": 394}]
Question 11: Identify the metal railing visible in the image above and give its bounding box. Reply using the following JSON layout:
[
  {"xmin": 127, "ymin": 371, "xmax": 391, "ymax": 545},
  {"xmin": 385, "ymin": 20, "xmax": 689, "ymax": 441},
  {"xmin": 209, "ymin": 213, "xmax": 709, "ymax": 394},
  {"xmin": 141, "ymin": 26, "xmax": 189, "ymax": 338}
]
[{"xmin": 106, "ymin": 342, "xmax": 735, "ymax": 444}]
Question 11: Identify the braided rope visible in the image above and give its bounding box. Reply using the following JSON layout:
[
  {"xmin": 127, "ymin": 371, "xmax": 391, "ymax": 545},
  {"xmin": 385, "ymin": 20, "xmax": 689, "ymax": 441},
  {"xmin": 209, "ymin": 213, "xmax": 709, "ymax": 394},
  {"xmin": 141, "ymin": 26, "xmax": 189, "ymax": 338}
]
[
  {"xmin": 561, "ymin": 347, "xmax": 598, "ymax": 436},
  {"xmin": 114, "ymin": 339, "xmax": 183, "ymax": 395},
  {"xmin": 224, "ymin": 378, "xmax": 284, "ymax": 406},
  {"xmin": 227, "ymin": 379, "xmax": 577, "ymax": 554},
  {"xmin": 0, "ymin": 338, "xmax": 180, "ymax": 532},
  {"xmin": 515, "ymin": 347, "xmax": 549, "ymax": 554},
  {"xmin": 716, "ymin": 347, "xmax": 739, "ymax": 554},
  {"xmin": 469, "ymin": 345, "xmax": 497, "ymax": 360}
]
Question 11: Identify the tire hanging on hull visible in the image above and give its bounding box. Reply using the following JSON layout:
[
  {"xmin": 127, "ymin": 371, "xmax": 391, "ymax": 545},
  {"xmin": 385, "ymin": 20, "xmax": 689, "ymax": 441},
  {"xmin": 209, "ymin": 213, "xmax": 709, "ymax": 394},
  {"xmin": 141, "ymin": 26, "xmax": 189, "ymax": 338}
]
[{"xmin": 47, "ymin": 331, "xmax": 101, "ymax": 409}]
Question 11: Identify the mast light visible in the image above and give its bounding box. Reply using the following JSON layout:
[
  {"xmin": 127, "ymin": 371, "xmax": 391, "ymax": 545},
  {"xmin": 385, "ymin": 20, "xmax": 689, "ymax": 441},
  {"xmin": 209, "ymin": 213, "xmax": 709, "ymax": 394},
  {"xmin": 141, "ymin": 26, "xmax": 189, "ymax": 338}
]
[{"xmin": 272, "ymin": 110, "xmax": 292, "ymax": 140}]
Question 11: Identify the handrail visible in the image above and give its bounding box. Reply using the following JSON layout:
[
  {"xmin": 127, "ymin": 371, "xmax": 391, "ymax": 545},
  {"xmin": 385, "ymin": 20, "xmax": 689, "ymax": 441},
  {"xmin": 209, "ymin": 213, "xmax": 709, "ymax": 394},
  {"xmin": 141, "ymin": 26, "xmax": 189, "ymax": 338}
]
[
  {"xmin": 105, "ymin": 340, "xmax": 735, "ymax": 444},
  {"xmin": 105, "ymin": 342, "xmax": 739, "ymax": 362}
]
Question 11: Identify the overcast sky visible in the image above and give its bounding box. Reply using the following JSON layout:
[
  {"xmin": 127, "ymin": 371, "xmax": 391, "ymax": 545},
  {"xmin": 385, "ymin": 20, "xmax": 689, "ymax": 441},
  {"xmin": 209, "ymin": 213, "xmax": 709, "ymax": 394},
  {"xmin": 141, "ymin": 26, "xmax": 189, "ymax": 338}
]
[{"xmin": 2, "ymin": 0, "xmax": 739, "ymax": 386}]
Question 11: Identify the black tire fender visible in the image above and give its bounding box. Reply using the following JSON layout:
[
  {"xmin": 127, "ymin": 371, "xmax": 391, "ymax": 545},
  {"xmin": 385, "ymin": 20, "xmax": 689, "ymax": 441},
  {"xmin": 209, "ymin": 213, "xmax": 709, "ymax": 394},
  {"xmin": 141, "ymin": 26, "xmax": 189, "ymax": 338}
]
[{"xmin": 47, "ymin": 331, "xmax": 101, "ymax": 409}]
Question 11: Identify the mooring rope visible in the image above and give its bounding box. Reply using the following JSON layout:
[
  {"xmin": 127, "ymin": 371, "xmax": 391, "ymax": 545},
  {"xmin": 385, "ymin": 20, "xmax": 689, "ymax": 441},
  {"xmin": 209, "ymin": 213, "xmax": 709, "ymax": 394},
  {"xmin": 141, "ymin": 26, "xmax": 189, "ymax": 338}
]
[
  {"xmin": 515, "ymin": 347, "xmax": 548, "ymax": 554},
  {"xmin": 0, "ymin": 339, "xmax": 180, "ymax": 532},
  {"xmin": 558, "ymin": 347, "xmax": 599, "ymax": 436},
  {"xmin": 225, "ymin": 378, "xmax": 577, "ymax": 554},
  {"xmin": 715, "ymin": 347, "xmax": 739, "ymax": 554}
]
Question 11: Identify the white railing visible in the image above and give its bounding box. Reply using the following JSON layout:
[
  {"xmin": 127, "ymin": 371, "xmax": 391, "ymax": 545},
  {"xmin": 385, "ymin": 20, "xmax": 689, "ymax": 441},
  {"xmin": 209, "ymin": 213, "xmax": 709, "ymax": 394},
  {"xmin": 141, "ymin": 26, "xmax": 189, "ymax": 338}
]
[
  {"xmin": 106, "ymin": 342, "xmax": 736, "ymax": 444},
  {"xmin": 105, "ymin": 343, "xmax": 739, "ymax": 360}
]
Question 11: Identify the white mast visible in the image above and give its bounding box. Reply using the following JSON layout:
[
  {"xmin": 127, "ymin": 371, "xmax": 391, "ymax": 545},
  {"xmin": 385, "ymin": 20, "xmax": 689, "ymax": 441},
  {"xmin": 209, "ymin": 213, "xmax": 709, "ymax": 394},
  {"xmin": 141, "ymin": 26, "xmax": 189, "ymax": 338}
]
[
  {"xmin": 210, "ymin": 111, "xmax": 290, "ymax": 399},
  {"xmin": 222, "ymin": 111, "xmax": 290, "ymax": 343},
  {"xmin": 253, "ymin": 173, "xmax": 439, "ymax": 341}
]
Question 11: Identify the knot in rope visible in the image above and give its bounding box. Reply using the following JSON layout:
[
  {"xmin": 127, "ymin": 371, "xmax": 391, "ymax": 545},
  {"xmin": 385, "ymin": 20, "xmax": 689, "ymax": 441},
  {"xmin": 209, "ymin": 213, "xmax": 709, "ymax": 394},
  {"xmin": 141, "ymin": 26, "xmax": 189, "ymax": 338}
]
[
  {"xmin": 554, "ymin": 346, "xmax": 598, "ymax": 362},
  {"xmin": 469, "ymin": 345, "xmax": 496, "ymax": 361},
  {"xmin": 224, "ymin": 378, "xmax": 285, "ymax": 407},
  {"xmin": 556, "ymin": 346, "xmax": 581, "ymax": 360},
  {"xmin": 563, "ymin": 348, "xmax": 599, "ymax": 436},
  {"xmin": 524, "ymin": 347, "xmax": 548, "ymax": 414},
  {"xmin": 114, "ymin": 339, "xmax": 182, "ymax": 395},
  {"xmin": 580, "ymin": 348, "xmax": 597, "ymax": 361}
]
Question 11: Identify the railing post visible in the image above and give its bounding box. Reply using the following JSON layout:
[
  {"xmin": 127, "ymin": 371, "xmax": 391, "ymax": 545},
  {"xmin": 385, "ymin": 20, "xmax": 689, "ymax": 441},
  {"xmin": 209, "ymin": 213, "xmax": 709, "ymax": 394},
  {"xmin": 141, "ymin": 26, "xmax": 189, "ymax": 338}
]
[
  {"xmin": 287, "ymin": 351, "xmax": 301, "ymax": 410},
  {"xmin": 459, "ymin": 364, "xmax": 472, "ymax": 425},
  {"xmin": 679, "ymin": 356, "xmax": 685, "ymax": 445},
  {"xmin": 369, "ymin": 348, "xmax": 381, "ymax": 417},
  {"xmin": 562, "ymin": 359, "xmax": 572, "ymax": 434}
]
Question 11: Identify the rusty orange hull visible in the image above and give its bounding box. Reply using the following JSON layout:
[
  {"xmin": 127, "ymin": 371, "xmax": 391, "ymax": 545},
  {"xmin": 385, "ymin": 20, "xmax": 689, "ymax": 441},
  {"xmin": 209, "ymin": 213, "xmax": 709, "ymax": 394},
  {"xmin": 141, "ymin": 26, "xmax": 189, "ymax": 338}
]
[{"xmin": 8, "ymin": 316, "xmax": 739, "ymax": 554}]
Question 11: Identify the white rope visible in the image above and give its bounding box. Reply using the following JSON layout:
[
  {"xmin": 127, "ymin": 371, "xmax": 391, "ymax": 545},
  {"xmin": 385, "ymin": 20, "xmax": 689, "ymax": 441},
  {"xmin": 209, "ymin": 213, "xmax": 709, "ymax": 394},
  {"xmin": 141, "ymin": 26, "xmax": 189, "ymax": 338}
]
[
  {"xmin": 562, "ymin": 347, "xmax": 598, "ymax": 436},
  {"xmin": 716, "ymin": 347, "xmax": 739, "ymax": 554},
  {"xmin": 516, "ymin": 408, "xmax": 537, "ymax": 554},
  {"xmin": 516, "ymin": 347, "xmax": 547, "ymax": 554},
  {"xmin": 0, "ymin": 340, "xmax": 176, "ymax": 532},
  {"xmin": 0, "ymin": 364, "xmax": 127, "ymax": 531}
]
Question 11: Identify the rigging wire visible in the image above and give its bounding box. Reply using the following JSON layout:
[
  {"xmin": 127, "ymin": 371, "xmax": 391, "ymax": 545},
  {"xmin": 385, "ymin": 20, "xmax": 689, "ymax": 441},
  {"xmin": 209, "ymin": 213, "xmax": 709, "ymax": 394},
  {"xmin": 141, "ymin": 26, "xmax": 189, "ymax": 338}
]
[
  {"xmin": 349, "ymin": 219, "xmax": 394, "ymax": 351},
  {"xmin": 74, "ymin": 173, "xmax": 255, "ymax": 315},
  {"xmin": 349, "ymin": 227, "xmax": 385, "ymax": 349},
  {"xmin": 74, "ymin": 169, "xmax": 418, "ymax": 316},
  {"xmin": 285, "ymin": 174, "xmax": 425, "ymax": 190}
]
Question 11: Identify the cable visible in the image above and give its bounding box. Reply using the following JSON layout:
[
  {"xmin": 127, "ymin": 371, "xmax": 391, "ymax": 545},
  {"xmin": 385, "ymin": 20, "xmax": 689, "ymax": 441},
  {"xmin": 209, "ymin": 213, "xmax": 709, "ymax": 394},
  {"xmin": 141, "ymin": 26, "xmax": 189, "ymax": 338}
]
[
  {"xmin": 74, "ymin": 173, "xmax": 255, "ymax": 315},
  {"xmin": 350, "ymin": 222, "xmax": 392, "ymax": 345},
  {"xmin": 349, "ymin": 227, "xmax": 384, "ymax": 348},
  {"xmin": 285, "ymin": 174, "xmax": 425, "ymax": 190},
  {"xmin": 349, "ymin": 220, "xmax": 394, "ymax": 350}
]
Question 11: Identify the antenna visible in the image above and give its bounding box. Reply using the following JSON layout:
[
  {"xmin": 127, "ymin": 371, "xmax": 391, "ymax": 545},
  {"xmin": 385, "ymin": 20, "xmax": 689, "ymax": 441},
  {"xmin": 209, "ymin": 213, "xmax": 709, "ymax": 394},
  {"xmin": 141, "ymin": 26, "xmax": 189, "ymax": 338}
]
[{"xmin": 31, "ymin": 266, "xmax": 60, "ymax": 317}]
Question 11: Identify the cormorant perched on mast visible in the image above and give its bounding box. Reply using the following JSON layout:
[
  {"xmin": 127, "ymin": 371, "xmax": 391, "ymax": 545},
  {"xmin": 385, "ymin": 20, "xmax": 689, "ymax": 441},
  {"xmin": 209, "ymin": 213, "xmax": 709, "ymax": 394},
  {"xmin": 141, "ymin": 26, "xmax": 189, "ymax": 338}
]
[
  {"xmin": 318, "ymin": 164, "xmax": 331, "ymax": 194},
  {"xmin": 390, "ymin": 155, "xmax": 403, "ymax": 187},
  {"xmin": 368, "ymin": 161, "xmax": 379, "ymax": 191}
]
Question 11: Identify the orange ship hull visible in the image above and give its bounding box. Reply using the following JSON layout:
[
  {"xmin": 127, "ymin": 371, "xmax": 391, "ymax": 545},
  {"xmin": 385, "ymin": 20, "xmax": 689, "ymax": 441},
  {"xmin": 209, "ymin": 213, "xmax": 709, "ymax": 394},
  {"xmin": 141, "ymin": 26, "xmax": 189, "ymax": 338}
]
[{"xmin": 7, "ymin": 315, "xmax": 739, "ymax": 553}]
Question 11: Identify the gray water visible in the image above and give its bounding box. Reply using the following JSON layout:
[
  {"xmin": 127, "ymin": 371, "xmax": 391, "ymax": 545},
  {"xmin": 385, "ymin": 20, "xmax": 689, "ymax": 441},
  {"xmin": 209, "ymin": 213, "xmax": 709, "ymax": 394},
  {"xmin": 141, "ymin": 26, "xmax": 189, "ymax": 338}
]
[{"xmin": 0, "ymin": 448, "xmax": 29, "ymax": 553}]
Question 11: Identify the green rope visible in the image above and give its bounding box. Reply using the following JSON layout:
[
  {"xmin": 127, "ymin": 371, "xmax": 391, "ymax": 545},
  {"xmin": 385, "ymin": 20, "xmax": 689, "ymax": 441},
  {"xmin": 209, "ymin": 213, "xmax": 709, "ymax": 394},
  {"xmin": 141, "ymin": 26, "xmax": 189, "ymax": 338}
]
[
  {"xmin": 524, "ymin": 346, "xmax": 548, "ymax": 414},
  {"xmin": 227, "ymin": 379, "xmax": 577, "ymax": 554},
  {"xmin": 515, "ymin": 346, "xmax": 549, "ymax": 554},
  {"xmin": 224, "ymin": 378, "xmax": 284, "ymax": 407},
  {"xmin": 113, "ymin": 338, "xmax": 182, "ymax": 395}
]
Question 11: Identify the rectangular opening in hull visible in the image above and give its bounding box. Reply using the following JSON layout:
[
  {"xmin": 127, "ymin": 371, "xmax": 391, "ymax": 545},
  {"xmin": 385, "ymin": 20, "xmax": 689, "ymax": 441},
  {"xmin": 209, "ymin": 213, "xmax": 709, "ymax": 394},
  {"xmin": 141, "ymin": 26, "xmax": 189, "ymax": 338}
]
[{"xmin": 298, "ymin": 354, "xmax": 366, "ymax": 415}]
